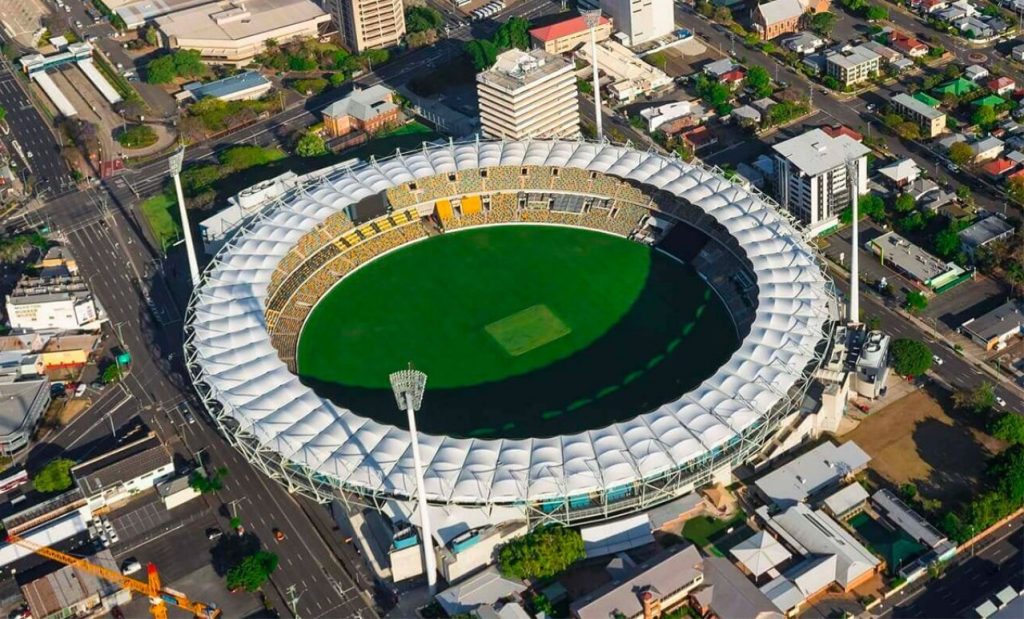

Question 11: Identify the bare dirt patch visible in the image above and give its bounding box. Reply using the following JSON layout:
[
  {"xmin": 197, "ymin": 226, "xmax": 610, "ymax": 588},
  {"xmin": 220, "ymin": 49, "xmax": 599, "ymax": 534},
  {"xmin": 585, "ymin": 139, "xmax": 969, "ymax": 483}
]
[{"xmin": 839, "ymin": 388, "xmax": 1007, "ymax": 512}]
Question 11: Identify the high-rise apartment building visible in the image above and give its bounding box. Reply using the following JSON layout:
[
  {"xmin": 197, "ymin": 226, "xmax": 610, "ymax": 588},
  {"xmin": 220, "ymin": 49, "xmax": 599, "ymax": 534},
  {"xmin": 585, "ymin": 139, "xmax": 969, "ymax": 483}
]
[
  {"xmin": 477, "ymin": 49, "xmax": 580, "ymax": 140},
  {"xmin": 577, "ymin": 0, "xmax": 672, "ymax": 45},
  {"xmin": 772, "ymin": 129, "xmax": 869, "ymax": 237},
  {"xmin": 324, "ymin": 0, "xmax": 405, "ymax": 52}
]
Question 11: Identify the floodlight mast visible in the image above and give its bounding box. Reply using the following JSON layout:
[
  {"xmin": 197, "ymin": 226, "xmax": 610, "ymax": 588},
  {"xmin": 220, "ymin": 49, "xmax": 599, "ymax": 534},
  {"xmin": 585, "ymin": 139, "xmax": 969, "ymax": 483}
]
[
  {"xmin": 169, "ymin": 148, "xmax": 200, "ymax": 284},
  {"xmin": 847, "ymin": 157, "xmax": 860, "ymax": 325},
  {"xmin": 389, "ymin": 366, "xmax": 436, "ymax": 594},
  {"xmin": 582, "ymin": 9, "xmax": 603, "ymax": 140}
]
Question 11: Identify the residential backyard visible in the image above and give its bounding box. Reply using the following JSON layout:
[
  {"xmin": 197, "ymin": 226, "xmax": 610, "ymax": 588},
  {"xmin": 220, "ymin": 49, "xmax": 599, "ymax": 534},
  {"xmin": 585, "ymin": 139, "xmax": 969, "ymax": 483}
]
[
  {"xmin": 839, "ymin": 389, "xmax": 1007, "ymax": 513},
  {"xmin": 680, "ymin": 511, "xmax": 750, "ymax": 556}
]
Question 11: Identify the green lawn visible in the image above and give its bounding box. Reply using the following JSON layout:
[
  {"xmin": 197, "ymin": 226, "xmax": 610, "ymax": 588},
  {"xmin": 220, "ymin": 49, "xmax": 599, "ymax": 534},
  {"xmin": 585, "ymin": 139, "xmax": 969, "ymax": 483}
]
[
  {"xmin": 485, "ymin": 304, "xmax": 571, "ymax": 356},
  {"xmin": 139, "ymin": 191, "xmax": 181, "ymax": 250},
  {"xmin": 379, "ymin": 121, "xmax": 433, "ymax": 138},
  {"xmin": 681, "ymin": 512, "xmax": 747, "ymax": 548},
  {"xmin": 297, "ymin": 225, "xmax": 736, "ymax": 438}
]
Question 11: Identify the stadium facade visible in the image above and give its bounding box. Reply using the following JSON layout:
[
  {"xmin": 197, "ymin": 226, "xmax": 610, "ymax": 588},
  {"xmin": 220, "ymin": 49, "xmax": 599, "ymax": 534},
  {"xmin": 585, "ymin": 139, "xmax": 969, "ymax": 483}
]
[{"xmin": 184, "ymin": 139, "xmax": 839, "ymax": 527}]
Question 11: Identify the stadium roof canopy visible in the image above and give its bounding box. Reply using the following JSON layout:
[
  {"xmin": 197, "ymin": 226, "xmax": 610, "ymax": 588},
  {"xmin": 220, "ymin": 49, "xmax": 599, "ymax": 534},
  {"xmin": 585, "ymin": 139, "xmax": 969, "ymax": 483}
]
[{"xmin": 185, "ymin": 140, "xmax": 832, "ymax": 506}]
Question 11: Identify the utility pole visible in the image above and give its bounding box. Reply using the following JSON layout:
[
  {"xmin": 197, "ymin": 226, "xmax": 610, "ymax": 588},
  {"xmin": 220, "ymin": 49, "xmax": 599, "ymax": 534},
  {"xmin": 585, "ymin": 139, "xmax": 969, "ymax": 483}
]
[
  {"xmin": 582, "ymin": 10, "xmax": 604, "ymax": 140},
  {"xmin": 390, "ymin": 365, "xmax": 435, "ymax": 594},
  {"xmin": 169, "ymin": 148, "xmax": 200, "ymax": 283}
]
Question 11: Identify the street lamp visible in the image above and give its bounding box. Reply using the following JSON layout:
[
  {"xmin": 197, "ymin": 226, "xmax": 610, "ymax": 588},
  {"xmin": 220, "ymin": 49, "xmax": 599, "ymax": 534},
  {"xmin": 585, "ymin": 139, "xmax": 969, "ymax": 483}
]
[
  {"xmin": 389, "ymin": 365, "xmax": 436, "ymax": 594},
  {"xmin": 581, "ymin": 9, "xmax": 603, "ymax": 140},
  {"xmin": 169, "ymin": 148, "xmax": 200, "ymax": 283}
]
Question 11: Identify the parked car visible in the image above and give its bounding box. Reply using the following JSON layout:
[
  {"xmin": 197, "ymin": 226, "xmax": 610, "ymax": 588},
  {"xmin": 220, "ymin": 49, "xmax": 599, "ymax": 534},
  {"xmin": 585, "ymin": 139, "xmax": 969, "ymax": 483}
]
[
  {"xmin": 996, "ymin": 396, "xmax": 1007, "ymax": 407},
  {"xmin": 206, "ymin": 528, "xmax": 223, "ymax": 541},
  {"xmin": 932, "ymin": 354, "xmax": 943, "ymax": 365},
  {"xmin": 121, "ymin": 559, "xmax": 142, "ymax": 575}
]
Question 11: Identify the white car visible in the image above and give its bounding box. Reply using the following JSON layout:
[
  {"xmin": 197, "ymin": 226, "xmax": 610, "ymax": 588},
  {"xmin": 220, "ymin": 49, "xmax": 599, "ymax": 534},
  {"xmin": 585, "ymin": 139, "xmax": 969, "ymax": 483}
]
[
  {"xmin": 932, "ymin": 354, "xmax": 943, "ymax": 365},
  {"xmin": 996, "ymin": 396, "xmax": 1007, "ymax": 407},
  {"xmin": 75, "ymin": 383, "xmax": 87, "ymax": 397},
  {"xmin": 121, "ymin": 559, "xmax": 141, "ymax": 575}
]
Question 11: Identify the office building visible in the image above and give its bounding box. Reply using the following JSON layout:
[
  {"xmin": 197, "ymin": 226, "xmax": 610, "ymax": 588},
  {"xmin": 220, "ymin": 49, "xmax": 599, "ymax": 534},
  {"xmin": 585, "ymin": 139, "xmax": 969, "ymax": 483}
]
[
  {"xmin": 772, "ymin": 128, "xmax": 870, "ymax": 236},
  {"xmin": 155, "ymin": 0, "xmax": 331, "ymax": 65},
  {"xmin": 825, "ymin": 46, "xmax": 880, "ymax": 87},
  {"xmin": 325, "ymin": 0, "xmax": 406, "ymax": 52},
  {"xmin": 5, "ymin": 255, "xmax": 102, "ymax": 332},
  {"xmin": 577, "ymin": 0, "xmax": 673, "ymax": 46},
  {"xmin": 477, "ymin": 48, "xmax": 580, "ymax": 140},
  {"xmin": 891, "ymin": 93, "xmax": 946, "ymax": 138},
  {"xmin": 960, "ymin": 299, "xmax": 1024, "ymax": 350},
  {"xmin": 72, "ymin": 433, "xmax": 175, "ymax": 510}
]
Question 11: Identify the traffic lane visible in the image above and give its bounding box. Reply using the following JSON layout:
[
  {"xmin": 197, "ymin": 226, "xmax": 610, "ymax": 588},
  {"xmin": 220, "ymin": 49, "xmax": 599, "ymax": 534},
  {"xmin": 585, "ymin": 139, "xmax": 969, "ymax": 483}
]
[
  {"xmin": 886, "ymin": 525, "xmax": 1023, "ymax": 618},
  {"xmin": 0, "ymin": 65, "xmax": 69, "ymax": 191}
]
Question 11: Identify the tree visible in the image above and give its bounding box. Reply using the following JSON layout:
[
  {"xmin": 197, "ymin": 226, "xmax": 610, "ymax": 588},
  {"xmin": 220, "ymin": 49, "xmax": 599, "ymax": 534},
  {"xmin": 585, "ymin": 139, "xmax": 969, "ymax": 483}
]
[
  {"xmin": 859, "ymin": 193, "xmax": 886, "ymax": 220},
  {"xmin": 882, "ymin": 112, "xmax": 903, "ymax": 129},
  {"xmin": 890, "ymin": 338, "xmax": 932, "ymax": 377},
  {"xmin": 407, "ymin": 29, "xmax": 438, "ymax": 49},
  {"xmin": 0, "ymin": 105, "xmax": 6, "ymax": 124},
  {"xmin": 498, "ymin": 525, "xmax": 585, "ymax": 580},
  {"xmin": 101, "ymin": 363, "xmax": 121, "ymax": 384},
  {"xmin": 295, "ymin": 131, "xmax": 327, "ymax": 157},
  {"xmin": 32, "ymin": 459, "xmax": 75, "ymax": 493},
  {"xmin": 359, "ymin": 48, "xmax": 389, "ymax": 69},
  {"xmin": 972, "ymin": 105, "xmax": 997, "ymax": 131},
  {"xmin": 172, "ymin": 49, "xmax": 205, "ymax": 79},
  {"xmin": 1009, "ymin": 176, "xmax": 1024, "ymax": 205},
  {"xmin": 143, "ymin": 25, "xmax": 159, "ymax": 46},
  {"xmin": 745, "ymin": 66, "xmax": 773, "ymax": 98},
  {"xmin": 697, "ymin": 0, "xmax": 715, "ymax": 18},
  {"xmin": 893, "ymin": 192, "xmax": 916, "ymax": 213},
  {"xmin": 896, "ymin": 121, "xmax": 921, "ymax": 140},
  {"xmin": 189, "ymin": 466, "xmax": 228, "ymax": 494},
  {"xmin": 405, "ymin": 6, "xmax": 443, "ymax": 33},
  {"xmin": 903, "ymin": 290, "xmax": 928, "ymax": 313},
  {"xmin": 146, "ymin": 55, "xmax": 177, "ymax": 84},
  {"xmin": 991, "ymin": 413, "xmax": 1024, "ymax": 444},
  {"xmin": 948, "ymin": 141, "xmax": 974, "ymax": 166},
  {"xmin": 464, "ymin": 39, "xmax": 498, "ymax": 71},
  {"xmin": 810, "ymin": 12, "xmax": 838, "ymax": 36},
  {"xmin": 865, "ymin": 4, "xmax": 888, "ymax": 20},
  {"xmin": 933, "ymin": 227, "xmax": 960, "ymax": 258},
  {"xmin": 713, "ymin": 6, "xmax": 732, "ymax": 21},
  {"xmin": 953, "ymin": 382, "xmax": 996, "ymax": 413},
  {"xmin": 990, "ymin": 444, "xmax": 1024, "ymax": 504},
  {"xmin": 494, "ymin": 17, "xmax": 531, "ymax": 51},
  {"xmin": 226, "ymin": 551, "xmax": 279, "ymax": 592}
]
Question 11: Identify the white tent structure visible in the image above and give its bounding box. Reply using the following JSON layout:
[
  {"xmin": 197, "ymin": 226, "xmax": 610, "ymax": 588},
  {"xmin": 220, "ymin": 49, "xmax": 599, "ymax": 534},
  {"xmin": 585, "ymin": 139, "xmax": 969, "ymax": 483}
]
[
  {"xmin": 185, "ymin": 139, "xmax": 836, "ymax": 526},
  {"xmin": 730, "ymin": 530, "xmax": 793, "ymax": 577}
]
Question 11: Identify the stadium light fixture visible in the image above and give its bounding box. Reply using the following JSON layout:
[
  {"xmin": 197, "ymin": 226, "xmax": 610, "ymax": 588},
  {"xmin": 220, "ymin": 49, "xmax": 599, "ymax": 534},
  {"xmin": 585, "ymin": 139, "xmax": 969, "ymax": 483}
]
[
  {"xmin": 846, "ymin": 157, "xmax": 860, "ymax": 326},
  {"xmin": 582, "ymin": 9, "xmax": 603, "ymax": 140},
  {"xmin": 169, "ymin": 147, "xmax": 200, "ymax": 284},
  {"xmin": 389, "ymin": 365, "xmax": 436, "ymax": 593}
]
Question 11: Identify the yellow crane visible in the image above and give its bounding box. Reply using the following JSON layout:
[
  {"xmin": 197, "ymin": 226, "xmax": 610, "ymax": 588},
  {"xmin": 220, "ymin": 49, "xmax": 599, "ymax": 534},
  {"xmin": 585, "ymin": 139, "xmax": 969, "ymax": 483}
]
[{"xmin": 6, "ymin": 533, "xmax": 221, "ymax": 619}]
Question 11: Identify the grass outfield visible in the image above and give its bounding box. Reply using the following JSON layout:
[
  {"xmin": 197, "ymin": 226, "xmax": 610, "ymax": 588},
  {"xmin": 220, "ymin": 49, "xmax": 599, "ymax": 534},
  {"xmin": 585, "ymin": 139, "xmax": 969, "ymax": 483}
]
[{"xmin": 297, "ymin": 225, "xmax": 736, "ymax": 438}]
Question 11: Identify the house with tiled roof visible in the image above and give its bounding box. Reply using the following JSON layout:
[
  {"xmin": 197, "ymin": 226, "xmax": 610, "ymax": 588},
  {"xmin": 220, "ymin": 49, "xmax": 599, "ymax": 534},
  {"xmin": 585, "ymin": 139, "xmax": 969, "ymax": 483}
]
[
  {"xmin": 988, "ymin": 76, "xmax": 1016, "ymax": 96},
  {"xmin": 983, "ymin": 158, "xmax": 1016, "ymax": 177},
  {"xmin": 529, "ymin": 14, "xmax": 612, "ymax": 54},
  {"xmin": 718, "ymin": 68, "xmax": 747, "ymax": 87},
  {"xmin": 890, "ymin": 32, "xmax": 928, "ymax": 57}
]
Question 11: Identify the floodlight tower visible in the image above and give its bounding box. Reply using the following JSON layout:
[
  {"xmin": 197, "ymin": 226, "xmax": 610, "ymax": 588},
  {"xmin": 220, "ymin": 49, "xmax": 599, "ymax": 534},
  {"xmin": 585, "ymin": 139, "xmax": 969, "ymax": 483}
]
[
  {"xmin": 390, "ymin": 366, "xmax": 436, "ymax": 594},
  {"xmin": 847, "ymin": 157, "xmax": 860, "ymax": 325},
  {"xmin": 170, "ymin": 148, "xmax": 200, "ymax": 284},
  {"xmin": 582, "ymin": 9, "xmax": 603, "ymax": 140}
]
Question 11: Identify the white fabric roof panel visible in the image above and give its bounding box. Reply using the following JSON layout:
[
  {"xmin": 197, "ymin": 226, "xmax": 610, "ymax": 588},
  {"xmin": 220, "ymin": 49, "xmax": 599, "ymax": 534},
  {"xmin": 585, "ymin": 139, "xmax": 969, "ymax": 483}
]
[{"xmin": 186, "ymin": 140, "xmax": 831, "ymax": 504}]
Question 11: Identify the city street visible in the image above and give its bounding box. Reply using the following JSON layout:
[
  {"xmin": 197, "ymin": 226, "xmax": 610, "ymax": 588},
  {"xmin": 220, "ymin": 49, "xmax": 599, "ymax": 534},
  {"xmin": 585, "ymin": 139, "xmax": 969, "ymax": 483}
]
[{"xmin": 23, "ymin": 185, "xmax": 375, "ymax": 618}]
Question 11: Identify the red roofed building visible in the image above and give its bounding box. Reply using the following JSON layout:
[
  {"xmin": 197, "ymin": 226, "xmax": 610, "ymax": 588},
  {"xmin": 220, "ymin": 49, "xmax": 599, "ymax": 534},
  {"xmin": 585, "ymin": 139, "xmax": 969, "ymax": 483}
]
[
  {"xmin": 983, "ymin": 158, "xmax": 1016, "ymax": 177},
  {"xmin": 822, "ymin": 125, "xmax": 864, "ymax": 142},
  {"xmin": 988, "ymin": 76, "xmax": 1016, "ymax": 96},
  {"xmin": 683, "ymin": 126, "xmax": 718, "ymax": 150},
  {"xmin": 891, "ymin": 32, "xmax": 928, "ymax": 57},
  {"xmin": 718, "ymin": 68, "xmax": 746, "ymax": 88},
  {"xmin": 1007, "ymin": 168, "xmax": 1024, "ymax": 182},
  {"xmin": 529, "ymin": 15, "xmax": 612, "ymax": 54}
]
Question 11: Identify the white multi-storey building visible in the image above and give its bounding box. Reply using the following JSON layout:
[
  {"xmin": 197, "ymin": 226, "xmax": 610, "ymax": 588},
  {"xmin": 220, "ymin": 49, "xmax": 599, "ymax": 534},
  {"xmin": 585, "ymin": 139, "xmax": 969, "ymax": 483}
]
[
  {"xmin": 578, "ymin": 0, "xmax": 673, "ymax": 46},
  {"xmin": 477, "ymin": 49, "xmax": 580, "ymax": 140},
  {"xmin": 772, "ymin": 128, "xmax": 869, "ymax": 236},
  {"xmin": 323, "ymin": 0, "xmax": 405, "ymax": 52}
]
